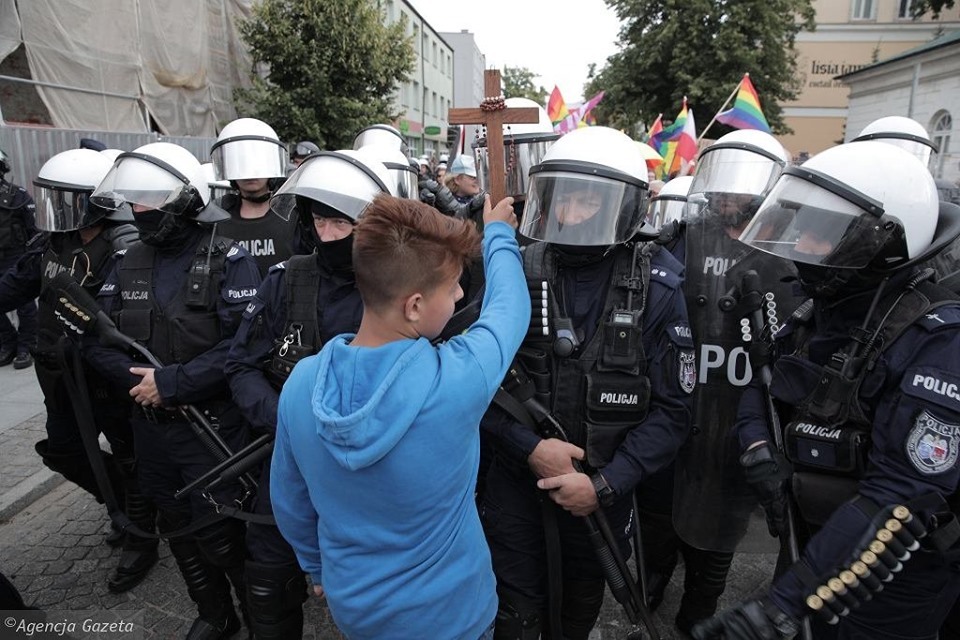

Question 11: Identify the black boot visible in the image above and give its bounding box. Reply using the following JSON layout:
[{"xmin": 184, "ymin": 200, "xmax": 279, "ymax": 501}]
[
  {"xmin": 163, "ymin": 513, "xmax": 240, "ymax": 640},
  {"xmin": 195, "ymin": 520, "xmax": 249, "ymax": 630},
  {"xmin": 244, "ymin": 561, "xmax": 307, "ymax": 639},
  {"xmin": 675, "ymin": 548, "xmax": 735, "ymax": 635},
  {"xmin": 637, "ymin": 507, "xmax": 680, "ymax": 611},
  {"xmin": 108, "ymin": 486, "xmax": 159, "ymax": 593}
]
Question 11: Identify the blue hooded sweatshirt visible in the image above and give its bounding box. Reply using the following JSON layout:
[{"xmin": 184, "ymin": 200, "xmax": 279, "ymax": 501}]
[{"xmin": 271, "ymin": 221, "xmax": 529, "ymax": 640}]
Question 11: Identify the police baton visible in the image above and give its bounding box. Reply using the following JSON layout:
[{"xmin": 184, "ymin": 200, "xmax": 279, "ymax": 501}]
[
  {"xmin": 520, "ymin": 395, "xmax": 660, "ymax": 640},
  {"xmin": 730, "ymin": 269, "xmax": 813, "ymax": 640},
  {"xmin": 44, "ymin": 272, "xmax": 258, "ymax": 497},
  {"xmin": 175, "ymin": 433, "xmax": 273, "ymax": 500}
]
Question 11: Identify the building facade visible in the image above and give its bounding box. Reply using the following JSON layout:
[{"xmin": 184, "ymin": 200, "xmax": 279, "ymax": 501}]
[
  {"xmin": 779, "ymin": 0, "xmax": 960, "ymax": 158},
  {"xmin": 381, "ymin": 0, "xmax": 454, "ymax": 158},
  {"xmin": 838, "ymin": 30, "xmax": 959, "ymax": 183}
]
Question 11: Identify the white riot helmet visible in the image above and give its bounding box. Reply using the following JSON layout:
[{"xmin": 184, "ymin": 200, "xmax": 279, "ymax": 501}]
[
  {"xmin": 92, "ymin": 142, "xmax": 226, "ymax": 223},
  {"xmin": 648, "ymin": 176, "xmax": 693, "ymax": 231},
  {"xmin": 476, "ymin": 97, "xmax": 560, "ymax": 199},
  {"xmin": 99, "ymin": 149, "xmax": 123, "ymax": 164},
  {"xmin": 685, "ymin": 129, "xmax": 789, "ymax": 229},
  {"xmin": 852, "ymin": 116, "xmax": 938, "ymax": 167},
  {"xmin": 353, "ymin": 124, "xmax": 408, "ymax": 155},
  {"xmin": 271, "ymin": 149, "xmax": 392, "ymax": 224},
  {"xmin": 740, "ymin": 141, "xmax": 941, "ymax": 286},
  {"xmin": 210, "ymin": 117, "xmax": 288, "ymax": 181},
  {"xmin": 33, "ymin": 149, "xmax": 132, "ymax": 232},
  {"xmin": 200, "ymin": 162, "xmax": 233, "ymax": 203},
  {"xmin": 520, "ymin": 126, "xmax": 656, "ymax": 246},
  {"xmin": 349, "ymin": 144, "xmax": 417, "ymax": 200}
]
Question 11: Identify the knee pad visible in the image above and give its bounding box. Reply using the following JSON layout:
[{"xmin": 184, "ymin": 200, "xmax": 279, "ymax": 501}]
[
  {"xmin": 493, "ymin": 587, "xmax": 541, "ymax": 640},
  {"xmin": 245, "ymin": 561, "xmax": 306, "ymax": 623},
  {"xmin": 194, "ymin": 519, "xmax": 246, "ymax": 570}
]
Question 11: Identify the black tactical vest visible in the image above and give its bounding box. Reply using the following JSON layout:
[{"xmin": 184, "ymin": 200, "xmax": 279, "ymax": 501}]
[
  {"xmin": 265, "ymin": 253, "xmax": 323, "ymax": 388},
  {"xmin": 115, "ymin": 233, "xmax": 232, "ymax": 365},
  {"xmin": 0, "ymin": 181, "xmax": 28, "ymax": 252},
  {"xmin": 216, "ymin": 208, "xmax": 294, "ymax": 276},
  {"xmin": 512, "ymin": 242, "xmax": 653, "ymax": 471}
]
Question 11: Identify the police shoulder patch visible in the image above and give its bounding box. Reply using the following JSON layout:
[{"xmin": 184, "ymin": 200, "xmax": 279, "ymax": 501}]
[
  {"xmin": 114, "ymin": 248, "xmax": 127, "ymax": 257},
  {"xmin": 226, "ymin": 246, "xmax": 240, "ymax": 258},
  {"xmin": 906, "ymin": 410, "xmax": 960, "ymax": 475},
  {"xmin": 98, "ymin": 282, "xmax": 117, "ymax": 295},
  {"xmin": 243, "ymin": 299, "xmax": 264, "ymax": 318},
  {"xmin": 268, "ymin": 261, "xmax": 287, "ymax": 273},
  {"xmin": 916, "ymin": 305, "xmax": 960, "ymax": 332},
  {"xmin": 678, "ymin": 350, "xmax": 696, "ymax": 394},
  {"xmin": 902, "ymin": 366, "xmax": 960, "ymax": 413}
]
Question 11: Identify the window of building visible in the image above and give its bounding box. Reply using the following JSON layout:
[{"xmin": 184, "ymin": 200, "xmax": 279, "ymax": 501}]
[
  {"xmin": 432, "ymin": 42, "xmax": 438, "ymax": 67},
  {"xmin": 413, "ymin": 81, "xmax": 420, "ymax": 111},
  {"xmin": 851, "ymin": 0, "xmax": 876, "ymax": 19},
  {"xmin": 413, "ymin": 24, "xmax": 420, "ymax": 53},
  {"xmin": 930, "ymin": 110, "xmax": 952, "ymax": 178},
  {"xmin": 432, "ymin": 91, "xmax": 438, "ymax": 117},
  {"xmin": 897, "ymin": 0, "xmax": 913, "ymax": 18}
]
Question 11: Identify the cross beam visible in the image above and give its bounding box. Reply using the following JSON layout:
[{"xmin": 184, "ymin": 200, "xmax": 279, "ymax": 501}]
[{"xmin": 448, "ymin": 70, "xmax": 540, "ymax": 203}]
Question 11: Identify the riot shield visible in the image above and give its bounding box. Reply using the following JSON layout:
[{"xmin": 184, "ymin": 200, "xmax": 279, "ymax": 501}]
[{"xmin": 673, "ymin": 219, "xmax": 802, "ymax": 552}]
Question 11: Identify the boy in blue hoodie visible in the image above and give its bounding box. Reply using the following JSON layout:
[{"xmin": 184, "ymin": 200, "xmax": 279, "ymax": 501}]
[{"xmin": 270, "ymin": 193, "xmax": 529, "ymax": 640}]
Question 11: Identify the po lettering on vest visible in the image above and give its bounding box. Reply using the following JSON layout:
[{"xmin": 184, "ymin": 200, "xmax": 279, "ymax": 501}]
[
  {"xmin": 44, "ymin": 262, "xmax": 71, "ymax": 280},
  {"xmin": 702, "ymin": 256, "xmax": 738, "ymax": 276},
  {"xmin": 228, "ymin": 288, "xmax": 257, "ymax": 300},
  {"xmin": 912, "ymin": 374, "xmax": 960, "ymax": 402},
  {"xmin": 236, "ymin": 238, "xmax": 276, "ymax": 257},
  {"xmin": 699, "ymin": 344, "xmax": 752, "ymax": 386},
  {"xmin": 599, "ymin": 392, "xmax": 639, "ymax": 406},
  {"xmin": 674, "ymin": 325, "xmax": 692, "ymax": 339},
  {"xmin": 121, "ymin": 290, "xmax": 148, "ymax": 301}
]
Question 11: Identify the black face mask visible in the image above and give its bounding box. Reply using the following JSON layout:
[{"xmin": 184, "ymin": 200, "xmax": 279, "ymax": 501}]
[
  {"xmin": 316, "ymin": 233, "xmax": 354, "ymax": 274},
  {"xmin": 552, "ymin": 243, "xmax": 612, "ymax": 267},
  {"xmin": 794, "ymin": 262, "xmax": 883, "ymax": 300},
  {"xmin": 132, "ymin": 209, "xmax": 195, "ymax": 248}
]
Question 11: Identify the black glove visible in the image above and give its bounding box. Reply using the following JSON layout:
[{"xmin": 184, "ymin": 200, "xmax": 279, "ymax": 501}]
[
  {"xmin": 740, "ymin": 442, "xmax": 791, "ymax": 539},
  {"xmin": 418, "ymin": 185, "xmax": 436, "ymax": 207},
  {"xmin": 418, "ymin": 178, "xmax": 463, "ymax": 217},
  {"xmin": 692, "ymin": 598, "xmax": 799, "ymax": 640}
]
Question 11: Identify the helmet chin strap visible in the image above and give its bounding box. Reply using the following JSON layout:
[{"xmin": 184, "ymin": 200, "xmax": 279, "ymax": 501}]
[{"xmin": 240, "ymin": 191, "xmax": 272, "ymax": 204}]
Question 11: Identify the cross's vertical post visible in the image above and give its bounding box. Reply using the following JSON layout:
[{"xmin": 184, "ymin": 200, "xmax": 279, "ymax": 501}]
[{"xmin": 448, "ymin": 70, "xmax": 540, "ymax": 203}]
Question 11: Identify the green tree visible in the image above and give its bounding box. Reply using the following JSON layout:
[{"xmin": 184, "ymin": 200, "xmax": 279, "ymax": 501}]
[
  {"xmin": 234, "ymin": 0, "xmax": 415, "ymax": 149},
  {"xmin": 909, "ymin": 0, "xmax": 956, "ymax": 18},
  {"xmin": 502, "ymin": 66, "xmax": 549, "ymax": 106},
  {"xmin": 586, "ymin": 0, "xmax": 815, "ymax": 137}
]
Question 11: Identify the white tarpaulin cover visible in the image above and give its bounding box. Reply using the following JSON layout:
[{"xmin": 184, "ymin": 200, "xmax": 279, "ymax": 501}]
[{"xmin": 1, "ymin": 0, "xmax": 254, "ymax": 136}]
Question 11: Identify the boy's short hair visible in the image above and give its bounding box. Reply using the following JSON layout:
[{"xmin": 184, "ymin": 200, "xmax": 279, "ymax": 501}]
[{"xmin": 354, "ymin": 195, "xmax": 481, "ymax": 311}]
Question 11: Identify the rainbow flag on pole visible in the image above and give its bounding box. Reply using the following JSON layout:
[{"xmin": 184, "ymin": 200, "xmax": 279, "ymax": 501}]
[
  {"xmin": 547, "ymin": 86, "xmax": 570, "ymax": 129},
  {"xmin": 716, "ymin": 73, "xmax": 771, "ymax": 133}
]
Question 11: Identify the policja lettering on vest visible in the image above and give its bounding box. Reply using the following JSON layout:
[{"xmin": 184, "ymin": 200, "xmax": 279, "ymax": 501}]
[{"xmin": 912, "ymin": 374, "xmax": 960, "ymax": 402}]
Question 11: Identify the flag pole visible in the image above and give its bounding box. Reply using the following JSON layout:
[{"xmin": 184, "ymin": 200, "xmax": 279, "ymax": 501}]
[{"xmin": 697, "ymin": 74, "xmax": 745, "ymax": 143}]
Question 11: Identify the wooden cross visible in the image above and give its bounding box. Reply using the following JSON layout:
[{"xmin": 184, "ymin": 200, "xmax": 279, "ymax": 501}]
[{"xmin": 448, "ymin": 69, "xmax": 540, "ymax": 203}]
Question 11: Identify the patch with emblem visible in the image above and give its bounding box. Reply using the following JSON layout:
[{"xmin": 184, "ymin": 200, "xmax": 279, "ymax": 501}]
[
  {"xmin": 906, "ymin": 410, "xmax": 960, "ymax": 475},
  {"xmin": 227, "ymin": 246, "xmax": 239, "ymax": 258},
  {"xmin": 679, "ymin": 350, "xmax": 696, "ymax": 394}
]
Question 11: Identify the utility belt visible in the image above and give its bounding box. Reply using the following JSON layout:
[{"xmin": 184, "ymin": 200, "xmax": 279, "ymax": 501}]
[{"xmin": 138, "ymin": 398, "xmax": 235, "ymax": 426}]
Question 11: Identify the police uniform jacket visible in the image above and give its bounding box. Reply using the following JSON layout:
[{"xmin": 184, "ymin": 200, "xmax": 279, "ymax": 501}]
[
  {"xmin": 225, "ymin": 254, "xmax": 363, "ymax": 433},
  {"xmin": 84, "ymin": 227, "xmax": 261, "ymax": 407},
  {"xmin": 483, "ymin": 243, "xmax": 695, "ymax": 499},
  {"xmin": 736, "ymin": 277, "xmax": 960, "ymax": 620},
  {"xmin": 0, "ymin": 179, "xmax": 36, "ymax": 261}
]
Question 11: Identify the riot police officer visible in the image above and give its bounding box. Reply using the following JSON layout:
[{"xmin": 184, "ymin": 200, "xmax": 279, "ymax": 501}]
[
  {"xmin": 210, "ymin": 117, "xmax": 298, "ymax": 276},
  {"xmin": 480, "ymin": 126, "xmax": 695, "ymax": 639},
  {"xmin": 0, "ymin": 148, "xmax": 158, "ymax": 592},
  {"xmin": 84, "ymin": 143, "xmax": 262, "ymax": 640},
  {"xmin": 225, "ymin": 149, "xmax": 396, "ymax": 639},
  {"xmin": 0, "ymin": 147, "xmax": 38, "ymax": 368},
  {"xmin": 644, "ymin": 131, "xmax": 802, "ymax": 634},
  {"xmin": 694, "ymin": 141, "xmax": 960, "ymax": 639}
]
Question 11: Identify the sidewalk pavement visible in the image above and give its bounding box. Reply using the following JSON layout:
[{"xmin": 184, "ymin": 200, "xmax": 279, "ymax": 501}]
[{"xmin": 0, "ymin": 362, "xmax": 776, "ymax": 639}]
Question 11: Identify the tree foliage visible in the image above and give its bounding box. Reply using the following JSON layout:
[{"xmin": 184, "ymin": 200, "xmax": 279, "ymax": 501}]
[
  {"xmin": 234, "ymin": 0, "xmax": 415, "ymax": 149},
  {"xmin": 586, "ymin": 0, "xmax": 815, "ymax": 137},
  {"xmin": 502, "ymin": 66, "xmax": 548, "ymax": 106},
  {"xmin": 910, "ymin": 0, "xmax": 956, "ymax": 18}
]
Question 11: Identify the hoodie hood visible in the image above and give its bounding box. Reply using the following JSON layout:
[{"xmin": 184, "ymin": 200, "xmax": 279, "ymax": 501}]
[{"xmin": 311, "ymin": 335, "xmax": 434, "ymax": 470}]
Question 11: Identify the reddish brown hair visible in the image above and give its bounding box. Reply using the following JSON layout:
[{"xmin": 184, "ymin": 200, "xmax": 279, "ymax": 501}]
[{"xmin": 353, "ymin": 195, "xmax": 481, "ymax": 311}]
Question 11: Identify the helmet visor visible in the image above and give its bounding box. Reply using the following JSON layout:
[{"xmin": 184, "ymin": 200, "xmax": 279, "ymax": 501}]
[
  {"xmin": 270, "ymin": 152, "xmax": 384, "ymax": 222},
  {"xmin": 647, "ymin": 195, "xmax": 686, "ymax": 231},
  {"xmin": 211, "ymin": 137, "xmax": 288, "ymax": 180},
  {"xmin": 520, "ymin": 171, "xmax": 649, "ymax": 246},
  {"xmin": 35, "ymin": 187, "xmax": 91, "ymax": 232},
  {"xmin": 685, "ymin": 146, "xmax": 784, "ymax": 224},
  {"xmin": 739, "ymin": 174, "xmax": 897, "ymax": 268},
  {"xmin": 91, "ymin": 156, "xmax": 198, "ymax": 215}
]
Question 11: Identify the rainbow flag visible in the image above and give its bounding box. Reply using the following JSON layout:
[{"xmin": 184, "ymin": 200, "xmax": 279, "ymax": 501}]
[
  {"xmin": 574, "ymin": 91, "xmax": 604, "ymax": 128},
  {"xmin": 646, "ymin": 114, "xmax": 663, "ymax": 150},
  {"xmin": 547, "ymin": 86, "xmax": 570, "ymax": 128},
  {"xmin": 656, "ymin": 99, "xmax": 690, "ymax": 176},
  {"xmin": 716, "ymin": 74, "xmax": 771, "ymax": 133}
]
